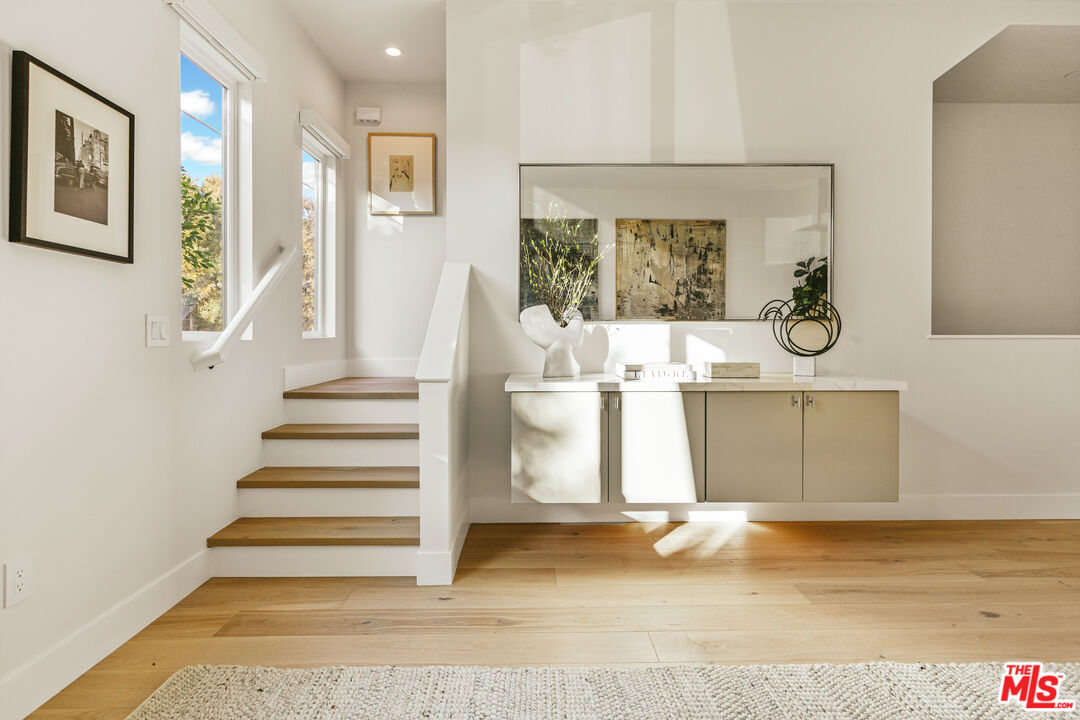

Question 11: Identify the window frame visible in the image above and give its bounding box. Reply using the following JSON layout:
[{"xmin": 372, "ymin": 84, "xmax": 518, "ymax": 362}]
[
  {"xmin": 300, "ymin": 130, "xmax": 337, "ymax": 339},
  {"xmin": 180, "ymin": 23, "xmax": 253, "ymax": 343}
]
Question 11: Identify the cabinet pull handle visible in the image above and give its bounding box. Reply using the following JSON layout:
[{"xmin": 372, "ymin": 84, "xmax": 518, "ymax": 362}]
[
  {"xmin": 806, "ymin": 394, "xmax": 815, "ymax": 408},
  {"xmin": 614, "ymin": 396, "xmax": 620, "ymax": 410},
  {"xmin": 600, "ymin": 395, "xmax": 606, "ymax": 410},
  {"xmin": 791, "ymin": 394, "xmax": 801, "ymax": 408}
]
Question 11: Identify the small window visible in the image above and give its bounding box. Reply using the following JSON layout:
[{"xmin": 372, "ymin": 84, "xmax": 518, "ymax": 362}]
[
  {"xmin": 300, "ymin": 133, "xmax": 336, "ymax": 338},
  {"xmin": 301, "ymin": 148, "xmax": 322, "ymax": 334},
  {"xmin": 180, "ymin": 53, "xmax": 227, "ymax": 332}
]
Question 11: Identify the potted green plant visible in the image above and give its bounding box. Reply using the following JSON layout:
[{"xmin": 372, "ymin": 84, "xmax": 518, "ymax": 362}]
[{"xmin": 792, "ymin": 256, "xmax": 828, "ymax": 316}]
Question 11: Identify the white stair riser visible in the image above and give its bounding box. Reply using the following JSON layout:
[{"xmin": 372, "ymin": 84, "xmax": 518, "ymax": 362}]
[
  {"xmin": 262, "ymin": 438, "xmax": 419, "ymax": 466},
  {"xmin": 239, "ymin": 488, "xmax": 420, "ymax": 517},
  {"xmin": 211, "ymin": 545, "xmax": 417, "ymax": 577},
  {"xmin": 284, "ymin": 398, "xmax": 418, "ymax": 424}
]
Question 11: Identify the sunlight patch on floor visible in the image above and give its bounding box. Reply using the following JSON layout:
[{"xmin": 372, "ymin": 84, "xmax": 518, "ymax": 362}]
[{"xmin": 651, "ymin": 518, "xmax": 748, "ymax": 559}]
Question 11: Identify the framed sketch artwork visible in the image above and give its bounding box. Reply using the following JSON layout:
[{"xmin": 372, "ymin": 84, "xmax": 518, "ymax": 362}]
[
  {"xmin": 368, "ymin": 132, "xmax": 435, "ymax": 215},
  {"xmin": 9, "ymin": 51, "xmax": 135, "ymax": 263}
]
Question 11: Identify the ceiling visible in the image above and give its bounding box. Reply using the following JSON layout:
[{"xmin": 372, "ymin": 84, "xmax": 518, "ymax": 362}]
[
  {"xmin": 281, "ymin": 0, "xmax": 446, "ymax": 83},
  {"xmin": 934, "ymin": 25, "xmax": 1080, "ymax": 103}
]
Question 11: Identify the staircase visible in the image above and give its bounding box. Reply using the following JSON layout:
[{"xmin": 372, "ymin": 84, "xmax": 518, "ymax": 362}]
[{"xmin": 207, "ymin": 377, "xmax": 423, "ymax": 577}]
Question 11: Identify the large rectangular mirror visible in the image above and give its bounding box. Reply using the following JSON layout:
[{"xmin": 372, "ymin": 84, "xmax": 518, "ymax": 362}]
[{"xmin": 519, "ymin": 164, "xmax": 833, "ymax": 321}]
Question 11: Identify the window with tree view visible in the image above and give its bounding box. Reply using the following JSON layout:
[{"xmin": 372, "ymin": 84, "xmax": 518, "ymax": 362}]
[
  {"xmin": 180, "ymin": 54, "xmax": 225, "ymax": 332},
  {"xmin": 301, "ymin": 148, "xmax": 321, "ymax": 334}
]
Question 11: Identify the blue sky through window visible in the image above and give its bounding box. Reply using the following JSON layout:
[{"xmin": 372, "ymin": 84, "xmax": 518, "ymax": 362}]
[
  {"xmin": 302, "ymin": 150, "xmax": 317, "ymax": 201},
  {"xmin": 180, "ymin": 54, "xmax": 223, "ymax": 183}
]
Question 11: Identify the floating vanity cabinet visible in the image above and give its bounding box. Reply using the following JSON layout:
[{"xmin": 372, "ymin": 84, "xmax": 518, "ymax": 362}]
[
  {"xmin": 705, "ymin": 392, "xmax": 804, "ymax": 502},
  {"xmin": 610, "ymin": 392, "xmax": 705, "ymax": 503},
  {"xmin": 505, "ymin": 374, "xmax": 906, "ymax": 506},
  {"xmin": 803, "ymin": 392, "xmax": 899, "ymax": 502},
  {"xmin": 511, "ymin": 392, "xmax": 607, "ymax": 503}
]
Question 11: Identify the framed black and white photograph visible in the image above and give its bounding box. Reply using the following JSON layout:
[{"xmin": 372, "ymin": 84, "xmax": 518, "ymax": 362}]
[
  {"xmin": 368, "ymin": 132, "xmax": 435, "ymax": 215},
  {"xmin": 9, "ymin": 50, "xmax": 134, "ymax": 263}
]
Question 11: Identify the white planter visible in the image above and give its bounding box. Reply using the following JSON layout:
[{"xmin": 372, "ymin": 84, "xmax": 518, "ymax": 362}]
[
  {"xmin": 793, "ymin": 356, "xmax": 816, "ymax": 377},
  {"xmin": 519, "ymin": 305, "xmax": 584, "ymax": 378}
]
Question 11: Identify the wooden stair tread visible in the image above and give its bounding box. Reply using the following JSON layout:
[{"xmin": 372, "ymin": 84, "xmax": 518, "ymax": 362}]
[
  {"xmin": 261, "ymin": 423, "xmax": 419, "ymax": 440},
  {"xmin": 284, "ymin": 377, "xmax": 419, "ymax": 400},
  {"xmin": 207, "ymin": 517, "xmax": 420, "ymax": 547},
  {"xmin": 237, "ymin": 467, "xmax": 420, "ymax": 489}
]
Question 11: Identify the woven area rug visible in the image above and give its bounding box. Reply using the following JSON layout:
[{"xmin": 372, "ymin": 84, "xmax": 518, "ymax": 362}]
[{"xmin": 127, "ymin": 662, "xmax": 1080, "ymax": 719}]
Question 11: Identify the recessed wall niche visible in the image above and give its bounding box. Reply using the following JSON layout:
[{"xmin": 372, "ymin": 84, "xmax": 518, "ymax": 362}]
[{"xmin": 932, "ymin": 25, "xmax": 1080, "ymax": 335}]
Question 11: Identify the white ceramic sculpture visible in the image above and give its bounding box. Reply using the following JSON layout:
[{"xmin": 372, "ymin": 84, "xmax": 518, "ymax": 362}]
[{"xmin": 520, "ymin": 305, "xmax": 584, "ymax": 378}]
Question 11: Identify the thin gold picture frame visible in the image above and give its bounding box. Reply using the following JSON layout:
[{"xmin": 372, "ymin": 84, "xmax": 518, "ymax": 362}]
[{"xmin": 367, "ymin": 132, "xmax": 436, "ymax": 216}]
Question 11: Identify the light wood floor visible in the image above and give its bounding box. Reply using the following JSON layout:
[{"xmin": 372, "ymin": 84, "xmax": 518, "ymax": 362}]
[{"xmin": 31, "ymin": 520, "xmax": 1080, "ymax": 718}]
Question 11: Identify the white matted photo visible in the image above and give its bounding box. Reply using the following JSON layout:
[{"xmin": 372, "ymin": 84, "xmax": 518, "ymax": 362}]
[
  {"xmin": 368, "ymin": 132, "xmax": 435, "ymax": 215},
  {"xmin": 9, "ymin": 51, "xmax": 134, "ymax": 263}
]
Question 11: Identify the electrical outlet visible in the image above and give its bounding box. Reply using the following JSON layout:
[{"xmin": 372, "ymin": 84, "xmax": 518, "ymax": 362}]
[{"xmin": 4, "ymin": 555, "xmax": 32, "ymax": 608}]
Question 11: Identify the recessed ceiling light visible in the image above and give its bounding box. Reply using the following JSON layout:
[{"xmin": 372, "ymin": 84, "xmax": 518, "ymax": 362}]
[{"xmin": 385, "ymin": 47, "xmax": 402, "ymax": 57}]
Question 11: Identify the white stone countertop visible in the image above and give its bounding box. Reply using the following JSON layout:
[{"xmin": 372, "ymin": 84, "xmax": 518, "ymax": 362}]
[{"xmin": 505, "ymin": 373, "xmax": 908, "ymax": 392}]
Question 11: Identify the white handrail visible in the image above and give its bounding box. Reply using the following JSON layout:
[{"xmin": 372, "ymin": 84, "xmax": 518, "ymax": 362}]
[
  {"xmin": 191, "ymin": 245, "xmax": 299, "ymax": 370},
  {"xmin": 416, "ymin": 263, "xmax": 471, "ymax": 382}
]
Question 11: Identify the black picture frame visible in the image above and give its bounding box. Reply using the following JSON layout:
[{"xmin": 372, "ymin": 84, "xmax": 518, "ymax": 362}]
[{"xmin": 9, "ymin": 50, "xmax": 135, "ymax": 263}]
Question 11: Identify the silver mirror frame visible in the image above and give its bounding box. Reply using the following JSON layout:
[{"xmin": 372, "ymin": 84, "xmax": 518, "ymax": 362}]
[{"xmin": 517, "ymin": 163, "xmax": 835, "ymax": 322}]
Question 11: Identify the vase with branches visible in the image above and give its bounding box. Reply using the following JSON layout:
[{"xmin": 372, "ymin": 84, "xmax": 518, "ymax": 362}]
[
  {"xmin": 519, "ymin": 203, "xmax": 609, "ymax": 377},
  {"xmin": 520, "ymin": 203, "xmax": 607, "ymax": 327}
]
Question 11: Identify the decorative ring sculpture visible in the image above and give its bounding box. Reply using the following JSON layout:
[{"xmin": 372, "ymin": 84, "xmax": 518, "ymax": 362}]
[{"xmin": 758, "ymin": 298, "xmax": 842, "ymax": 357}]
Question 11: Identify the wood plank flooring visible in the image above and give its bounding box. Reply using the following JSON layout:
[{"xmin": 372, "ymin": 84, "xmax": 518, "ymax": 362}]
[
  {"xmin": 206, "ymin": 517, "xmax": 420, "ymax": 547},
  {"xmin": 30, "ymin": 520, "xmax": 1080, "ymax": 718},
  {"xmin": 282, "ymin": 377, "xmax": 420, "ymax": 400},
  {"xmin": 260, "ymin": 423, "xmax": 420, "ymax": 440},
  {"xmin": 236, "ymin": 466, "xmax": 420, "ymax": 489}
]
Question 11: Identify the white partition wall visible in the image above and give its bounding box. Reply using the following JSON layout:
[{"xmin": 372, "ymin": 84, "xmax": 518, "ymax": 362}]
[{"xmin": 415, "ymin": 263, "xmax": 472, "ymax": 585}]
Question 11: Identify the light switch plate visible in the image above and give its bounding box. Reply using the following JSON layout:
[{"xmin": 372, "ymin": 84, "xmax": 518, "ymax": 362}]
[{"xmin": 145, "ymin": 314, "xmax": 169, "ymax": 347}]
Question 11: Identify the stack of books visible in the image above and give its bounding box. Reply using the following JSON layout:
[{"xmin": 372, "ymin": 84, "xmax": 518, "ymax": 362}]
[
  {"xmin": 615, "ymin": 362, "xmax": 696, "ymax": 380},
  {"xmin": 702, "ymin": 362, "xmax": 760, "ymax": 378}
]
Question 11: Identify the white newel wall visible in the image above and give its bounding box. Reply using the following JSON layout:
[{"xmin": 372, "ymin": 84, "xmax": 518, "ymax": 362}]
[
  {"xmin": 416, "ymin": 263, "xmax": 472, "ymax": 585},
  {"xmin": 0, "ymin": 1, "xmax": 347, "ymax": 716},
  {"xmin": 445, "ymin": 0, "xmax": 1080, "ymax": 521}
]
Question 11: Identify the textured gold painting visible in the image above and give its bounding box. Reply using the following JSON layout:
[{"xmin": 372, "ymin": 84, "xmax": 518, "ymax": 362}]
[
  {"xmin": 389, "ymin": 155, "xmax": 414, "ymax": 192},
  {"xmin": 615, "ymin": 219, "xmax": 726, "ymax": 320}
]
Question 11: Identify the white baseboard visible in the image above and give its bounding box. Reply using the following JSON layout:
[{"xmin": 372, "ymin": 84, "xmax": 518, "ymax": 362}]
[
  {"xmin": 211, "ymin": 545, "xmax": 418, "ymax": 577},
  {"xmin": 239, "ymin": 487, "xmax": 420, "ymax": 517},
  {"xmin": 469, "ymin": 493, "xmax": 1080, "ymax": 523},
  {"xmin": 284, "ymin": 398, "xmax": 419, "ymax": 424},
  {"xmin": 262, "ymin": 438, "xmax": 419, "ymax": 467},
  {"xmin": 416, "ymin": 518, "xmax": 470, "ymax": 586},
  {"xmin": 0, "ymin": 549, "xmax": 210, "ymax": 720},
  {"xmin": 283, "ymin": 358, "xmax": 348, "ymax": 391},
  {"xmin": 347, "ymin": 357, "xmax": 419, "ymax": 378}
]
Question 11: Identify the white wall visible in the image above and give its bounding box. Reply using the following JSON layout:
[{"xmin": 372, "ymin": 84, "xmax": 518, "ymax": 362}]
[
  {"xmin": 446, "ymin": 0, "xmax": 1080, "ymax": 518},
  {"xmin": 0, "ymin": 0, "xmax": 346, "ymax": 715},
  {"xmin": 346, "ymin": 82, "xmax": 446, "ymax": 368},
  {"xmin": 933, "ymin": 102, "xmax": 1080, "ymax": 335}
]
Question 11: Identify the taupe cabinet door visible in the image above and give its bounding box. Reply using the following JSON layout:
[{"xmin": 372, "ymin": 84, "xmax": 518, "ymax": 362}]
[
  {"xmin": 705, "ymin": 392, "xmax": 804, "ymax": 502},
  {"xmin": 511, "ymin": 392, "xmax": 607, "ymax": 503},
  {"xmin": 610, "ymin": 392, "xmax": 705, "ymax": 503},
  {"xmin": 803, "ymin": 391, "xmax": 899, "ymax": 502}
]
